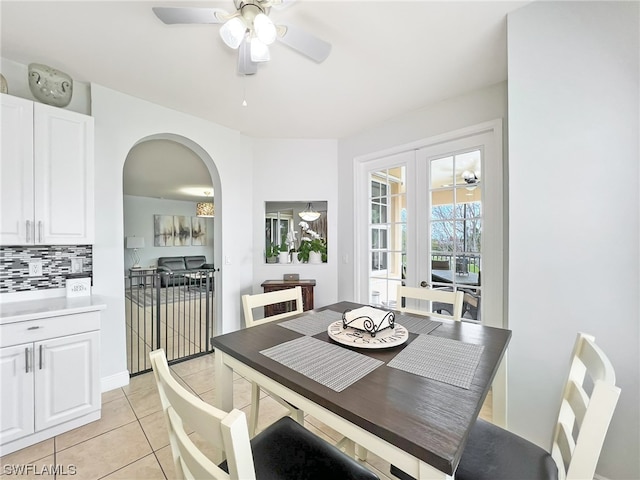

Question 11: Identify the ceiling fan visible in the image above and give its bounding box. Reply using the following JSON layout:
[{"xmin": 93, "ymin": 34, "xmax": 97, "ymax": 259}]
[{"xmin": 152, "ymin": 0, "xmax": 331, "ymax": 75}]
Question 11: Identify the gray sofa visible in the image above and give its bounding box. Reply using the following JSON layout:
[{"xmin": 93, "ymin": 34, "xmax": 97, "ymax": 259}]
[{"xmin": 156, "ymin": 255, "xmax": 214, "ymax": 287}]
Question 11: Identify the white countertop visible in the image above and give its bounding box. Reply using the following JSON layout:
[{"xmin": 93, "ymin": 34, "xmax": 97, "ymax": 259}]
[{"xmin": 0, "ymin": 295, "xmax": 107, "ymax": 324}]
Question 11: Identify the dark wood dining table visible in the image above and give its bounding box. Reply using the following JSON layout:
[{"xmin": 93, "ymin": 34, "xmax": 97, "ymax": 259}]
[{"xmin": 212, "ymin": 301, "xmax": 510, "ymax": 479}]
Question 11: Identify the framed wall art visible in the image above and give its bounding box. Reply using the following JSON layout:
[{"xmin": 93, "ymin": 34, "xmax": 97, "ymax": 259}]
[{"xmin": 154, "ymin": 215, "xmax": 174, "ymax": 246}]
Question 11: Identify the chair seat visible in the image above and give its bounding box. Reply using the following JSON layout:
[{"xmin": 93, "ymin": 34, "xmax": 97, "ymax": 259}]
[
  {"xmin": 222, "ymin": 417, "xmax": 378, "ymax": 480},
  {"xmin": 456, "ymin": 419, "xmax": 558, "ymax": 480},
  {"xmin": 390, "ymin": 419, "xmax": 558, "ymax": 480}
]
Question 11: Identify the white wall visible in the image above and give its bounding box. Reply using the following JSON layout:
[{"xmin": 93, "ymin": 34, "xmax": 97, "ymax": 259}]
[
  {"xmin": 123, "ymin": 195, "xmax": 214, "ymax": 271},
  {"xmin": 508, "ymin": 2, "xmax": 639, "ymax": 479},
  {"xmin": 91, "ymin": 85, "xmax": 254, "ymax": 385},
  {"xmin": 251, "ymin": 139, "xmax": 339, "ymax": 311},
  {"xmin": 337, "ymin": 82, "xmax": 508, "ymax": 302}
]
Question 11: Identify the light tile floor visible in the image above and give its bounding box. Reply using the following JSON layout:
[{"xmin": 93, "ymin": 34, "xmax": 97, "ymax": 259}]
[{"xmin": 1, "ymin": 352, "xmax": 492, "ymax": 480}]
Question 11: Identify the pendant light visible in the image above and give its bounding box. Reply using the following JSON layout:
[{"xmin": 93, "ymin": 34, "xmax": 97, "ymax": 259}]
[
  {"xmin": 298, "ymin": 203, "xmax": 320, "ymax": 222},
  {"xmin": 196, "ymin": 191, "xmax": 215, "ymax": 218}
]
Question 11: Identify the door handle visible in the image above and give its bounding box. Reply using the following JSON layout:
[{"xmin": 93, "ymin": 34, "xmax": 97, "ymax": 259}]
[
  {"xmin": 25, "ymin": 347, "xmax": 31, "ymax": 373},
  {"xmin": 38, "ymin": 221, "xmax": 43, "ymax": 243},
  {"xmin": 39, "ymin": 345, "xmax": 44, "ymax": 370},
  {"xmin": 26, "ymin": 220, "xmax": 31, "ymax": 243},
  {"xmin": 420, "ymin": 281, "xmax": 429, "ymax": 288}
]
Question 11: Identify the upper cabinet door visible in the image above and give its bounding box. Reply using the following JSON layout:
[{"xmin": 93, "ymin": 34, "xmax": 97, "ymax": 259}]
[
  {"xmin": 33, "ymin": 103, "xmax": 94, "ymax": 244},
  {"xmin": 0, "ymin": 94, "xmax": 34, "ymax": 244}
]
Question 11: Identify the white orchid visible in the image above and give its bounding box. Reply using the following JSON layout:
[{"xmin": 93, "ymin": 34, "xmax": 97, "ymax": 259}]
[
  {"xmin": 297, "ymin": 221, "xmax": 326, "ymax": 263},
  {"xmin": 285, "ymin": 230, "xmax": 297, "ymax": 245}
]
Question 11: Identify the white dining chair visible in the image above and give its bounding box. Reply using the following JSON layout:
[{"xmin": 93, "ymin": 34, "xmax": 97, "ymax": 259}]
[
  {"xmin": 149, "ymin": 349, "xmax": 379, "ymax": 480},
  {"xmin": 455, "ymin": 332, "xmax": 621, "ymax": 480},
  {"xmin": 242, "ymin": 286, "xmax": 305, "ymax": 437},
  {"xmin": 396, "ymin": 284, "xmax": 464, "ymax": 321}
]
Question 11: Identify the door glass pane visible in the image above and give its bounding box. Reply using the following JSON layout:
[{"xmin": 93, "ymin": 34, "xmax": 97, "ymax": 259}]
[
  {"xmin": 369, "ymin": 167, "xmax": 406, "ymax": 307},
  {"xmin": 431, "ymin": 156, "xmax": 454, "ymax": 188},
  {"xmin": 429, "ymin": 150, "xmax": 482, "ymax": 321}
]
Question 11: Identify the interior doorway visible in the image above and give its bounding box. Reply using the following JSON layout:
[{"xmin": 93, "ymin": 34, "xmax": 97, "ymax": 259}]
[{"xmin": 122, "ymin": 136, "xmax": 219, "ymax": 375}]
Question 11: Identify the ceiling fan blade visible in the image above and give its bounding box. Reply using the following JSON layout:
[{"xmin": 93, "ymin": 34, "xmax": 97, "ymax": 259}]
[
  {"xmin": 276, "ymin": 23, "xmax": 331, "ymax": 63},
  {"xmin": 238, "ymin": 39, "xmax": 258, "ymax": 75},
  {"xmin": 152, "ymin": 7, "xmax": 228, "ymax": 25}
]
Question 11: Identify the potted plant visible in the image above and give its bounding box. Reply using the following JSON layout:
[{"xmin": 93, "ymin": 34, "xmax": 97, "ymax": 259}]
[
  {"xmin": 277, "ymin": 243, "xmax": 290, "ymax": 264},
  {"xmin": 297, "ymin": 222, "xmax": 327, "ymax": 263},
  {"xmin": 265, "ymin": 243, "xmax": 278, "ymax": 263}
]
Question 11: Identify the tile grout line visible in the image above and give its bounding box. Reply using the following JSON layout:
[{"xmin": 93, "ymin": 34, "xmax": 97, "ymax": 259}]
[{"xmin": 54, "ymin": 419, "xmax": 139, "ymax": 455}]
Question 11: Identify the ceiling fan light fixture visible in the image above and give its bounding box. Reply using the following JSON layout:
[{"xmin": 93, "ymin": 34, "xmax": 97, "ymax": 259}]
[
  {"xmin": 462, "ymin": 170, "xmax": 479, "ymax": 184},
  {"xmin": 250, "ymin": 37, "xmax": 270, "ymax": 62},
  {"xmin": 220, "ymin": 16, "xmax": 247, "ymax": 49},
  {"xmin": 254, "ymin": 13, "xmax": 276, "ymax": 45},
  {"xmin": 299, "ymin": 203, "xmax": 321, "ymax": 222}
]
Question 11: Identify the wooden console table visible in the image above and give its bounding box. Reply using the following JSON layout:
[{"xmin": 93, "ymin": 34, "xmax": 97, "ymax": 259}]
[{"xmin": 261, "ymin": 279, "xmax": 316, "ymax": 317}]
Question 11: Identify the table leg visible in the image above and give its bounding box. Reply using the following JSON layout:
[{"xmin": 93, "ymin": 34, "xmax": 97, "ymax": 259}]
[
  {"xmin": 214, "ymin": 351, "xmax": 234, "ymax": 412},
  {"xmin": 418, "ymin": 461, "xmax": 453, "ymax": 480}
]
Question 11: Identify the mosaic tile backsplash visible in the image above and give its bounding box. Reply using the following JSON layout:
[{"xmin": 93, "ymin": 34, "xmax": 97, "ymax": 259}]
[{"xmin": 0, "ymin": 245, "xmax": 93, "ymax": 294}]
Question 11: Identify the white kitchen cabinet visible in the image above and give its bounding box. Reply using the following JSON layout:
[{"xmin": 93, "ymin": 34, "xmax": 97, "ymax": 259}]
[
  {"xmin": 35, "ymin": 331, "xmax": 100, "ymax": 431},
  {"xmin": 0, "ymin": 343, "xmax": 35, "ymax": 444},
  {"xmin": 0, "ymin": 95, "xmax": 34, "ymax": 244},
  {"xmin": 0, "ymin": 94, "xmax": 95, "ymax": 245},
  {"xmin": 0, "ymin": 306, "xmax": 102, "ymax": 456}
]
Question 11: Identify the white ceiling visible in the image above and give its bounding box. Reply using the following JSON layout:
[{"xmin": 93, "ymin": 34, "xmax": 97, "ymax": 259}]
[{"xmin": 1, "ymin": 0, "xmax": 528, "ymax": 201}]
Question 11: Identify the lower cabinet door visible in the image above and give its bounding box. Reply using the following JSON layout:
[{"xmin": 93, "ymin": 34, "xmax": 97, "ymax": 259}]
[
  {"xmin": 0, "ymin": 343, "xmax": 35, "ymax": 444},
  {"xmin": 34, "ymin": 331, "xmax": 100, "ymax": 431}
]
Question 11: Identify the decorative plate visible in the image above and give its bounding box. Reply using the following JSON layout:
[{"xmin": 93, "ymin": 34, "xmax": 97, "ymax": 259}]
[
  {"xmin": 28, "ymin": 63, "xmax": 73, "ymax": 107},
  {"xmin": 327, "ymin": 320, "xmax": 408, "ymax": 349}
]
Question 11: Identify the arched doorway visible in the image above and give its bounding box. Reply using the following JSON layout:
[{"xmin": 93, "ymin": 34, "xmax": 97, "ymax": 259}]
[{"xmin": 122, "ymin": 134, "xmax": 221, "ymax": 375}]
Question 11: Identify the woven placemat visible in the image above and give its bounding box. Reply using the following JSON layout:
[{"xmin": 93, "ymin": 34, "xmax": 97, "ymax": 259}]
[
  {"xmin": 260, "ymin": 336, "xmax": 384, "ymax": 392},
  {"xmin": 387, "ymin": 335, "xmax": 484, "ymax": 389},
  {"xmin": 278, "ymin": 310, "xmax": 343, "ymax": 336},
  {"xmin": 395, "ymin": 314, "xmax": 442, "ymax": 335}
]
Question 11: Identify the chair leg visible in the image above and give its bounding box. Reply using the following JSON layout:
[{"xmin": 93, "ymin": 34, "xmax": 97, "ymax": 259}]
[
  {"xmin": 344, "ymin": 439, "xmax": 356, "ymax": 458},
  {"xmin": 336, "ymin": 437, "xmax": 356, "ymax": 458},
  {"xmin": 249, "ymin": 381, "xmax": 260, "ymax": 438},
  {"xmin": 356, "ymin": 444, "xmax": 368, "ymax": 461},
  {"xmin": 293, "ymin": 407, "xmax": 304, "ymax": 426}
]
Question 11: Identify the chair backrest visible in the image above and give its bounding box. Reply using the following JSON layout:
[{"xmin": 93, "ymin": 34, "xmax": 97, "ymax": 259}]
[
  {"xmin": 396, "ymin": 285, "xmax": 464, "ymax": 321},
  {"xmin": 550, "ymin": 333, "xmax": 621, "ymax": 480},
  {"xmin": 242, "ymin": 286, "xmax": 304, "ymax": 327},
  {"xmin": 149, "ymin": 349, "xmax": 257, "ymax": 480}
]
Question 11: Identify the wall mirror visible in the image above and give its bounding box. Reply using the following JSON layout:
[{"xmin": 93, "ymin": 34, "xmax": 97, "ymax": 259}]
[{"xmin": 265, "ymin": 201, "xmax": 328, "ymax": 264}]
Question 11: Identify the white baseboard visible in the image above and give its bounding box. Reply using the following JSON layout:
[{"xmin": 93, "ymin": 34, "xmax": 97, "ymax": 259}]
[{"xmin": 101, "ymin": 370, "xmax": 130, "ymax": 392}]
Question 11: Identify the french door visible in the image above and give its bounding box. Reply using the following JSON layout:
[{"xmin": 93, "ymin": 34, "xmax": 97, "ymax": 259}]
[{"xmin": 358, "ymin": 122, "xmax": 503, "ymax": 329}]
